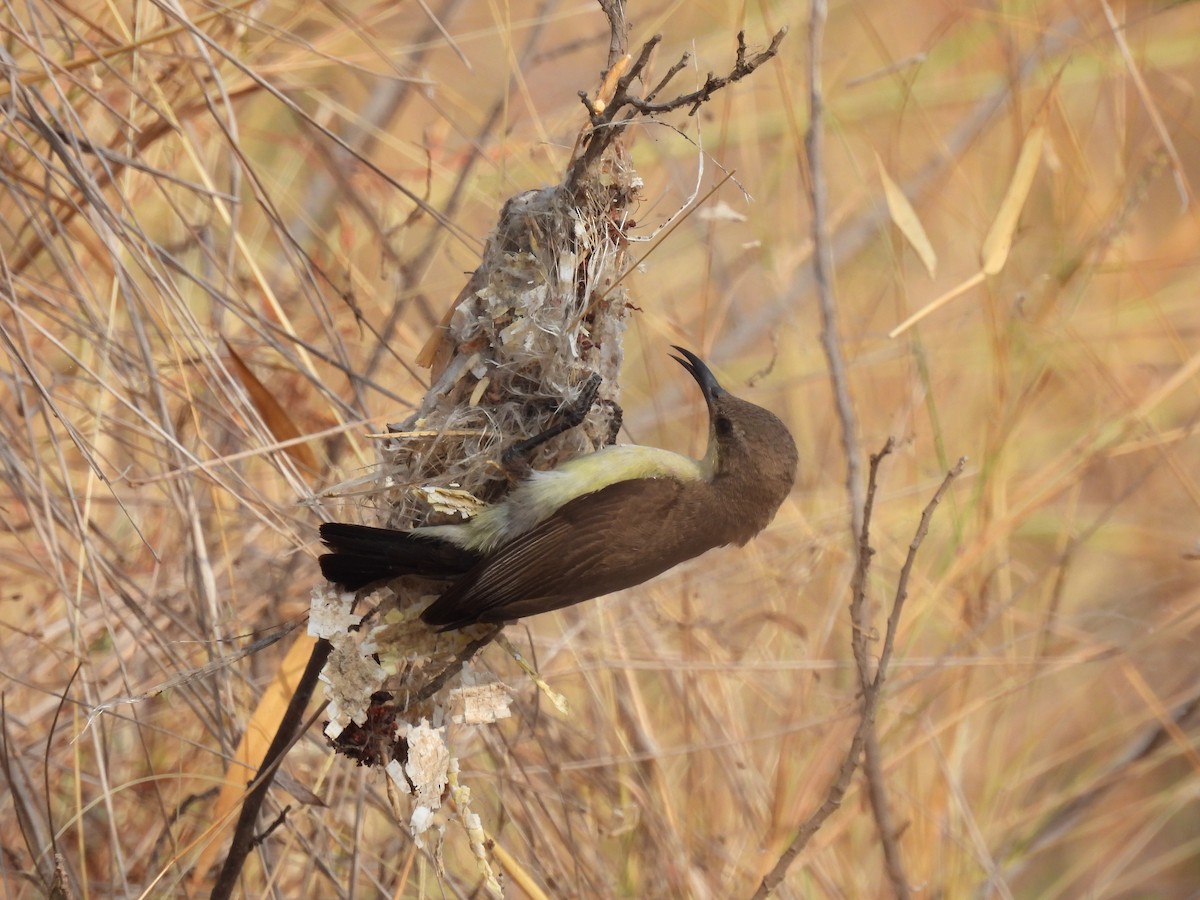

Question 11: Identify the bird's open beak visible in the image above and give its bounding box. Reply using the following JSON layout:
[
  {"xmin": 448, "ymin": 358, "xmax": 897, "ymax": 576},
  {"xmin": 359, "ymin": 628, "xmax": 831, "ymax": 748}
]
[{"xmin": 671, "ymin": 346, "xmax": 725, "ymax": 407}]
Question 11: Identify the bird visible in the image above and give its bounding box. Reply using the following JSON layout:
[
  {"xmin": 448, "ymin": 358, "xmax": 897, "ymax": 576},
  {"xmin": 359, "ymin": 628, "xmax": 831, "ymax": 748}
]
[{"xmin": 318, "ymin": 347, "xmax": 797, "ymax": 630}]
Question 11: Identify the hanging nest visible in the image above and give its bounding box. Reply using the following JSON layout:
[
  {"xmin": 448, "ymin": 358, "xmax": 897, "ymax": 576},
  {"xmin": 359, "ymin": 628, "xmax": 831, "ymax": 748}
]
[
  {"xmin": 378, "ymin": 164, "xmax": 640, "ymax": 525},
  {"xmin": 313, "ymin": 97, "xmax": 644, "ymax": 756}
]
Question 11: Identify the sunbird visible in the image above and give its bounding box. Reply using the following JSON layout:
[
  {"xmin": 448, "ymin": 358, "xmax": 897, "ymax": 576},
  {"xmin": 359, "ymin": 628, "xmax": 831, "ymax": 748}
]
[{"xmin": 319, "ymin": 348, "xmax": 797, "ymax": 630}]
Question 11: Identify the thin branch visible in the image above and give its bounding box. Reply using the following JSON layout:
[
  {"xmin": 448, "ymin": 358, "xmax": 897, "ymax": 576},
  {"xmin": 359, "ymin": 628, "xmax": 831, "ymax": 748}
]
[
  {"xmin": 806, "ymin": 14, "xmax": 863, "ymax": 539},
  {"xmin": 597, "ymin": 0, "xmax": 630, "ymax": 66},
  {"xmin": 868, "ymin": 456, "xmax": 965, "ymax": 894},
  {"xmin": 209, "ymin": 639, "xmax": 332, "ymax": 900},
  {"xmin": 803, "ymin": 0, "xmax": 910, "ymax": 894},
  {"xmin": 752, "ymin": 450, "xmax": 964, "ymax": 898},
  {"xmin": 643, "ymin": 51, "xmax": 693, "ymax": 106},
  {"xmin": 568, "ymin": 28, "xmax": 785, "ymax": 190},
  {"xmin": 875, "ymin": 458, "xmax": 965, "ymax": 691},
  {"xmin": 628, "ymin": 29, "xmax": 788, "ymax": 116},
  {"xmin": 751, "ymin": 441, "xmax": 890, "ymax": 898}
]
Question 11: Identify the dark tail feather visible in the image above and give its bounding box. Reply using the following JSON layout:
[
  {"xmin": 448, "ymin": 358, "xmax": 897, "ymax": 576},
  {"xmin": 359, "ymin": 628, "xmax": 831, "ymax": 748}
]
[{"xmin": 318, "ymin": 522, "xmax": 482, "ymax": 591}]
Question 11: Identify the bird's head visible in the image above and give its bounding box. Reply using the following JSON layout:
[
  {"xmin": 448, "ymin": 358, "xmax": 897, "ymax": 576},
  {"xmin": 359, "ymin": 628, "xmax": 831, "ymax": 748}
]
[{"xmin": 672, "ymin": 346, "xmax": 798, "ymax": 517}]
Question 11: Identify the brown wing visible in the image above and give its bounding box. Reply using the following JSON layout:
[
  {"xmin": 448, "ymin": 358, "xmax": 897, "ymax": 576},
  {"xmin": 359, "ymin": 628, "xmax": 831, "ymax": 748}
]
[{"xmin": 421, "ymin": 477, "xmax": 731, "ymax": 630}]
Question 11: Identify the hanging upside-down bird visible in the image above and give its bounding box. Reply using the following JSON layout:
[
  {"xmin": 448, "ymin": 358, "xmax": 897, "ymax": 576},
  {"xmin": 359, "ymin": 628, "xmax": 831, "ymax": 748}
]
[{"xmin": 318, "ymin": 347, "xmax": 797, "ymax": 631}]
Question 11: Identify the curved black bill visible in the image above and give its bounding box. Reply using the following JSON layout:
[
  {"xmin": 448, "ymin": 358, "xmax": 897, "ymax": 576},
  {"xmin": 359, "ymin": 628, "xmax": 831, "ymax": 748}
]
[{"xmin": 670, "ymin": 346, "xmax": 724, "ymax": 403}]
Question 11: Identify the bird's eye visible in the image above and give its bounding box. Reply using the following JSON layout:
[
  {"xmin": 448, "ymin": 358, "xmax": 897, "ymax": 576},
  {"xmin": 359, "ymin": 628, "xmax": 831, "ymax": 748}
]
[{"xmin": 715, "ymin": 415, "xmax": 734, "ymax": 436}]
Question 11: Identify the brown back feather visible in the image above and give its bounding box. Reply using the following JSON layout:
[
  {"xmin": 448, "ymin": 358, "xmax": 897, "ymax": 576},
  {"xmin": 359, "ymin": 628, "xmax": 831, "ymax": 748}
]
[{"xmin": 420, "ymin": 477, "xmax": 735, "ymax": 629}]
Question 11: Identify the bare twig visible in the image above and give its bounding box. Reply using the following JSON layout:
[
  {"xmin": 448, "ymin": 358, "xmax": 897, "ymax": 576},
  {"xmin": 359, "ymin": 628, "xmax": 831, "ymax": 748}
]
[
  {"xmin": 876, "ymin": 459, "xmax": 965, "ymax": 690},
  {"xmin": 864, "ymin": 452, "xmax": 965, "ymax": 893},
  {"xmin": 568, "ymin": 27, "xmax": 786, "ymax": 190},
  {"xmin": 750, "ymin": 441, "xmax": 890, "ymax": 899},
  {"xmin": 753, "ymin": 450, "xmax": 964, "ymax": 898},
  {"xmin": 209, "ymin": 640, "xmax": 332, "ymax": 899},
  {"xmin": 643, "ymin": 51, "xmax": 693, "ymax": 106},
  {"xmin": 799, "ymin": 0, "xmax": 908, "ymax": 894},
  {"xmin": 410, "ymin": 626, "xmax": 504, "ymax": 704},
  {"xmin": 628, "ymin": 29, "xmax": 789, "ymax": 116},
  {"xmin": 806, "ymin": 4, "xmax": 864, "ymax": 541},
  {"xmin": 597, "ymin": 0, "xmax": 630, "ymax": 67}
]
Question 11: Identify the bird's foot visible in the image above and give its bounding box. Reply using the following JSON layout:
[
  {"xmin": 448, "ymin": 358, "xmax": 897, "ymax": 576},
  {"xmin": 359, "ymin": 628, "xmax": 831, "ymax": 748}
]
[{"xmin": 501, "ymin": 372, "xmax": 602, "ymax": 473}]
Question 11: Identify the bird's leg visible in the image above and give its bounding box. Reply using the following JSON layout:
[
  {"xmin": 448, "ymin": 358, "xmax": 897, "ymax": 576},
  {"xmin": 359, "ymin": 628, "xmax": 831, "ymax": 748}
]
[{"xmin": 501, "ymin": 372, "xmax": 602, "ymax": 474}]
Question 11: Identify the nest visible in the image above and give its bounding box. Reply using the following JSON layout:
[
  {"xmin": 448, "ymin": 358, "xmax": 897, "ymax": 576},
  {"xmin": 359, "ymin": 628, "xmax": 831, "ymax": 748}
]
[{"xmin": 375, "ymin": 166, "xmax": 641, "ymax": 529}]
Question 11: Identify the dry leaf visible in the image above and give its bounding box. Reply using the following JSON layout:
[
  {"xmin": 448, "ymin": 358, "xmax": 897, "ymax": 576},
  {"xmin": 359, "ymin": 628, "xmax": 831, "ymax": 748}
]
[
  {"xmin": 223, "ymin": 337, "xmax": 319, "ymax": 473},
  {"xmin": 876, "ymin": 153, "xmax": 937, "ymax": 277},
  {"xmin": 980, "ymin": 122, "xmax": 1046, "ymax": 275}
]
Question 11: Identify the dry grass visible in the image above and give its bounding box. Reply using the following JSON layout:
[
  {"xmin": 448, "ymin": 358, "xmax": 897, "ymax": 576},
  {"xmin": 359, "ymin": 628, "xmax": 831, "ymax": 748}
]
[{"xmin": 2, "ymin": 1, "xmax": 1199, "ymax": 897}]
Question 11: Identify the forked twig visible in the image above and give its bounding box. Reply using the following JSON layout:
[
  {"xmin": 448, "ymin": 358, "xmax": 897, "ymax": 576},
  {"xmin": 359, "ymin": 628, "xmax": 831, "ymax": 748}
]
[
  {"xmin": 752, "ymin": 449, "xmax": 965, "ymax": 898},
  {"xmin": 568, "ymin": 26, "xmax": 786, "ymax": 189},
  {"xmin": 629, "ymin": 29, "xmax": 789, "ymax": 116}
]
